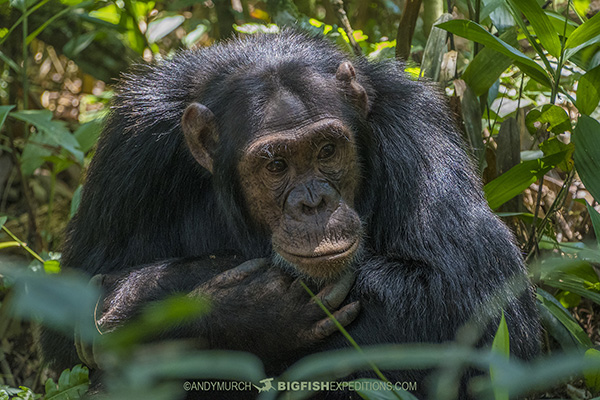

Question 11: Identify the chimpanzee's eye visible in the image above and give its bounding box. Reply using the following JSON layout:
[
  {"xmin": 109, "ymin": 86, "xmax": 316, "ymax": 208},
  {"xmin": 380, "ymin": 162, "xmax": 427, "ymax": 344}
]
[
  {"xmin": 318, "ymin": 144, "xmax": 336, "ymax": 159},
  {"xmin": 266, "ymin": 159, "xmax": 287, "ymax": 173}
]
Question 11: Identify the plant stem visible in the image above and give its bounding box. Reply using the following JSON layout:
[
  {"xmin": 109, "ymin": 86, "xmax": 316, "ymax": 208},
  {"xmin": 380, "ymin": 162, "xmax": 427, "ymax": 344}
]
[
  {"xmin": 330, "ymin": 0, "xmax": 362, "ymax": 56},
  {"xmin": 299, "ymin": 281, "xmax": 403, "ymax": 400},
  {"xmin": 22, "ymin": 5, "xmax": 28, "ymax": 111},
  {"xmin": 1, "ymin": 225, "xmax": 44, "ymax": 263}
]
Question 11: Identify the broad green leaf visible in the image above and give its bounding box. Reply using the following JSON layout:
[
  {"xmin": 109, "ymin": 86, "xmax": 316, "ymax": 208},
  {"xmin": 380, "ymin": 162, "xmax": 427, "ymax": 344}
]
[
  {"xmin": 491, "ymin": 311, "xmax": 509, "ymax": 400},
  {"xmin": 564, "ymin": 12, "xmax": 600, "ymax": 58},
  {"xmin": 525, "ymin": 105, "xmax": 572, "ymax": 135},
  {"xmin": 63, "ymin": 32, "xmax": 97, "ymax": 58},
  {"xmin": 104, "ymin": 295, "xmax": 211, "ymax": 350},
  {"xmin": 0, "ymin": 105, "xmax": 15, "ymax": 129},
  {"xmin": 89, "ymin": 4, "xmax": 121, "ymax": 25},
  {"xmin": 587, "ymin": 202, "xmax": 600, "ymax": 248},
  {"xmin": 539, "ymin": 137, "xmax": 574, "ymax": 172},
  {"xmin": 10, "ymin": 110, "xmax": 83, "ymax": 162},
  {"xmin": 555, "ymin": 290, "xmax": 582, "ymax": 308},
  {"xmin": 577, "ymin": 64, "xmax": 600, "ymax": 115},
  {"xmin": 463, "ymin": 27, "xmax": 518, "ymax": 96},
  {"xmin": 539, "ymin": 257, "xmax": 599, "ymax": 284},
  {"xmin": 566, "ymin": 11, "xmax": 600, "ymax": 49},
  {"xmin": 73, "ymin": 119, "xmax": 102, "ymax": 153},
  {"xmin": 585, "ymin": 349, "xmax": 600, "ymax": 393},
  {"xmin": 488, "ymin": 4, "xmax": 515, "ymax": 33},
  {"xmin": 0, "ymin": 216, "xmax": 6, "ymax": 229},
  {"xmin": 146, "ymin": 15, "xmax": 185, "ymax": 43},
  {"xmin": 573, "ymin": 115, "xmax": 600, "ymax": 202},
  {"xmin": 2, "ymin": 267, "xmax": 101, "ymax": 341},
  {"xmin": 438, "ymin": 20, "xmax": 552, "ymax": 87},
  {"xmin": 543, "ymin": 272, "xmax": 600, "ymax": 305},
  {"xmin": 574, "ymin": 0, "xmax": 591, "ymax": 15},
  {"xmin": 545, "ymin": 11, "xmax": 578, "ymax": 38},
  {"xmin": 45, "ymin": 364, "xmax": 89, "ymax": 400},
  {"xmin": 537, "ymin": 288, "xmax": 592, "ymax": 348},
  {"xmin": 20, "ymin": 132, "xmax": 54, "ymax": 175},
  {"xmin": 507, "ymin": 0, "xmax": 561, "ymax": 57},
  {"xmin": 484, "ymin": 151, "xmax": 566, "ymax": 210}
]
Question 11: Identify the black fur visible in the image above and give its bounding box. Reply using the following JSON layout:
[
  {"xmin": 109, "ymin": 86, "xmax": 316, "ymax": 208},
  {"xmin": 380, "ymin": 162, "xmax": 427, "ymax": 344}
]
[{"xmin": 39, "ymin": 30, "xmax": 540, "ymax": 398}]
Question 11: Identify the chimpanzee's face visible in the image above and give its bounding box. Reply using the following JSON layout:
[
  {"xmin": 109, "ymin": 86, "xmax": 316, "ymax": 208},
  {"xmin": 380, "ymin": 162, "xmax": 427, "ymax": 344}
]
[
  {"xmin": 182, "ymin": 61, "xmax": 368, "ymax": 280},
  {"xmin": 236, "ymin": 107, "xmax": 362, "ymax": 279}
]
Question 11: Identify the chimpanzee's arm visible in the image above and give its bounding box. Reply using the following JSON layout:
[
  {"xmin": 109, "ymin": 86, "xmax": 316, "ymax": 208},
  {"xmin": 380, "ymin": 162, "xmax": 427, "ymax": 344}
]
[{"xmin": 80, "ymin": 256, "xmax": 359, "ymax": 373}]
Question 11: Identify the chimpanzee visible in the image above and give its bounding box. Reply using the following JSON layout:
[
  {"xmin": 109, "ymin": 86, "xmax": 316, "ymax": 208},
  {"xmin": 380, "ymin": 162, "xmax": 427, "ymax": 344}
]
[{"xmin": 39, "ymin": 29, "xmax": 540, "ymax": 398}]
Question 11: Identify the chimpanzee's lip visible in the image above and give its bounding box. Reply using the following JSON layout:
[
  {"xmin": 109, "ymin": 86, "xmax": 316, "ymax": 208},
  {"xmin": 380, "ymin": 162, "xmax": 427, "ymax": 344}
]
[{"xmin": 276, "ymin": 238, "xmax": 359, "ymax": 265}]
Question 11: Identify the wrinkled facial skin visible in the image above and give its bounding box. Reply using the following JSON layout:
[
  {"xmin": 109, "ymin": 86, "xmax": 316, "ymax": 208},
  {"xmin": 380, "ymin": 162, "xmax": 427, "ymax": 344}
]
[{"xmin": 238, "ymin": 117, "xmax": 362, "ymax": 280}]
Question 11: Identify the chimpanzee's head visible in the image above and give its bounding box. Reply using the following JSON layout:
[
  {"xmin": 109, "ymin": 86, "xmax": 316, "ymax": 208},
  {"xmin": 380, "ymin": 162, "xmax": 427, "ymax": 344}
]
[{"xmin": 181, "ymin": 60, "xmax": 370, "ymax": 281}]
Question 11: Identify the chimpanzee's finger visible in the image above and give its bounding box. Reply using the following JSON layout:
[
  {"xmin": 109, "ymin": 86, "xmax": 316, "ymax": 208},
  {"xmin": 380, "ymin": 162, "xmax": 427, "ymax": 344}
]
[
  {"xmin": 308, "ymin": 301, "xmax": 361, "ymax": 340},
  {"xmin": 210, "ymin": 258, "xmax": 268, "ymax": 286},
  {"xmin": 316, "ymin": 271, "xmax": 355, "ymax": 310}
]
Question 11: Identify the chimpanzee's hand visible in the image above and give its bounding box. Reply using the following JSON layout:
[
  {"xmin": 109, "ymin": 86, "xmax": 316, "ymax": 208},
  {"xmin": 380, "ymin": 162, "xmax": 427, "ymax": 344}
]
[
  {"xmin": 190, "ymin": 258, "xmax": 360, "ymax": 361},
  {"xmin": 74, "ymin": 257, "xmax": 359, "ymax": 370}
]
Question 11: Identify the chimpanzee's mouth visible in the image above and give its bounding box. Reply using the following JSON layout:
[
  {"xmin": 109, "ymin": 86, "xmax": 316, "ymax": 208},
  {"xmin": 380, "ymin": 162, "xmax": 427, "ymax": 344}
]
[{"xmin": 275, "ymin": 238, "xmax": 360, "ymax": 265}]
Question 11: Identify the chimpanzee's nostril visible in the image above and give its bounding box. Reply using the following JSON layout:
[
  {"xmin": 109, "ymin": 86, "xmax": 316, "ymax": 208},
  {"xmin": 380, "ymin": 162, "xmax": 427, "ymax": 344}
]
[{"xmin": 301, "ymin": 198, "xmax": 328, "ymax": 215}]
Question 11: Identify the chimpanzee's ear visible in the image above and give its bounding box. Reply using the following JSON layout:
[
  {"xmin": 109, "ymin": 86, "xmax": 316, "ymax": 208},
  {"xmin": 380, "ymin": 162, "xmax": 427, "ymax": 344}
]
[
  {"xmin": 336, "ymin": 61, "xmax": 369, "ymax": 117},
  {"xmin": 182, "ymin": 103, "xmax": 218, "ymax": 174}
]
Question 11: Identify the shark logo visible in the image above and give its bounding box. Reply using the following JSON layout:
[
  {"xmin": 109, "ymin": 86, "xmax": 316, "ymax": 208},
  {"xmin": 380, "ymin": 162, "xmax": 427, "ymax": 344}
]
[{"xmin": 253, "ymin": 378, "xmax": 275, "ymax": 393}]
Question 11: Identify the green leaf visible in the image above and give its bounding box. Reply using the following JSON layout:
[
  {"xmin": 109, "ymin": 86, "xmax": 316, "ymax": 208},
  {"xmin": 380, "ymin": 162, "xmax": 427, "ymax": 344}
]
[
  {"xmin": 73, "ymin": 119, "xmax": 102, "ymax": 153},
  {"xmin": 0, "ymin": 105, "xmax": 15, "ymax": 130},
  {"xmin": 585, "ymin": 349, "xmax": 600, "ymax": 393},
  {"xmin": 438, "ymin": 20, "xmax": 552, "ymax": 87},
  {"xmin": 20, "ymin": 132, "xmax": 53, "ymax": 175},
  {"xmin": 183, "ymin": 23, "xmax": 209, "ymax": 48},
  {"xmin": 45, "ymin": 365, "xmax": 89, "ymax": 400},
  {"xmin": 507, "ymin": 0, "xmax": 561, "ymax": 57},
  {"xmin": 0, "ymin": 216, "xmax": 6, "ymax": 229},
  {"xmin": 70, "ymin": 185, "xmax": 82, "ymax": 218},
  {"xmin": 587, "ymin": 202, "xmax": 600, "ymax": 248},
  {"xmin": 577, "ymin": 64, "xmax": 600, "ymax": 115},
  {"xmin": 490, "ymin": 311, "xmax": 509, "ymax": 400},
  {"xmin": 565, "ymin": 11, "xmax": 600, "ymax": 50},
  {"xmin": 10, "ymin": 110, "xmax": 83, "ymax": 162},
  {"xmin": 539, "ymin": 137, "xmax": 574, "ymax": 172},
  {"xmin": 545, "ymin": 11, "xmax": 578, "ymax": 38},
  {"xmin": 147, "ymin": 15, "xmax": 185, "ymax": 43},
  {"xmin": 43, "ymin": 260, "xmax": 61, "ymax": 274},
  {"xmin": 463, "ymin": 28, "xmax": 518, "ymax": 96},
  {"xmin": 2, "ymin": 268, "xmax": 101, "ymax": 341},
  {"xmin": 555, "ymin": 290, "xmax": 582, "ymax": 308},
  {"xmin": 105, "ymin": 295, "xmax": 211, "ymax": 350},
  {"xmin": 526, "ymin": 104, "xmax": 572, "ymax": 135},
  {"xmin": 63, "ymin": 32, "xmax": 97, "ymax": 58},
  {"xmin": 573, "ymin": 115, "xmax": 600, "ymax": 202},
  {"xmin": 484, "ymin": 151, "xmax": 566, "ymax": 210},
  {"xmin": 537, "ymin": 288, "xmax": 592, "ymax": 348}
]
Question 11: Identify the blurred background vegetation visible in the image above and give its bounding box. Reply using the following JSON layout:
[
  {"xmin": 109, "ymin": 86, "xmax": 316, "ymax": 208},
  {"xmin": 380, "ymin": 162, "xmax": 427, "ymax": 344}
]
[{"xmin": 1, "ymin": 0, "xmax": 600, "ymax": 399}]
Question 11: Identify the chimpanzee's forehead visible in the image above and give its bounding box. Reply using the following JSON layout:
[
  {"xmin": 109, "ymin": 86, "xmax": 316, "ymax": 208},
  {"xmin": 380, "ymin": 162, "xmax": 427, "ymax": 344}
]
[{"xmin": 260, "ymin": 90, "xmax": 341, "ymax": 131}]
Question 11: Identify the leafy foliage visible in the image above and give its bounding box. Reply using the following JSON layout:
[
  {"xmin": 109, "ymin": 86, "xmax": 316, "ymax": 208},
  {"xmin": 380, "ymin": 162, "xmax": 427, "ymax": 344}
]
[{"xmin": 1, "ymin": 0, "xmax": 600, "ymax": 398}]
